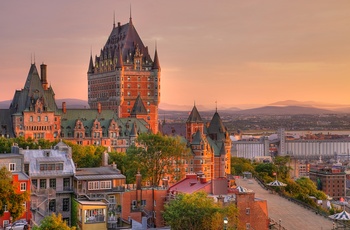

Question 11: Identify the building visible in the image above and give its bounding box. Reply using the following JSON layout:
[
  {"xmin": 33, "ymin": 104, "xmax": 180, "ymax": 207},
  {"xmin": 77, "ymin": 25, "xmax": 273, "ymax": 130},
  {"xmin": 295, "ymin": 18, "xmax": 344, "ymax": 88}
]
[
  {"xmin": 0, "ymin": 64, "xmax": 60, "ymax": 141},
  {"xmin": 167, "ymin": 172, "xmax": 269, "ymax": 230},
  {"xmin": 22, "ymin": 141, "xmax": 76, "ymax": 226},
  {"xmin": 0, "ymin": 63, "xmax": 151, "ymax": 152},
  {"xmin": 87, "ymin": 15, "xmax": 161, "ymax": 133},
  {"xmin": 73, "ymin": 163, "xmax": 126, "ymax": 230},
  {"xmin": 0, "ymin": 151, "xmax": 31, "ymax": 229},
  {"xmin": 185, "ymin": 105, "xmax": 231, "ymax": 181},
  {"xmin": 309, "ymin": 163, "xmax": 346, "ymax": 200}
]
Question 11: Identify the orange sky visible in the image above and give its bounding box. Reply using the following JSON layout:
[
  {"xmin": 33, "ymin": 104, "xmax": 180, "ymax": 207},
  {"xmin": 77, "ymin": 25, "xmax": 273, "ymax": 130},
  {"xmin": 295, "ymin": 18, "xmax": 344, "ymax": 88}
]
[{"xmin": 1, "ymin": 1, "xmax": 350, "ymax": 109}]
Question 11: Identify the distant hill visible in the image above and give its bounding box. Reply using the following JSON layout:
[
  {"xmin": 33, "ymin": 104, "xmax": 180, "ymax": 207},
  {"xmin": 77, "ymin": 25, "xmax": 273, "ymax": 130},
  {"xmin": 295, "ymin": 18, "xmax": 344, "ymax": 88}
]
[
  {"xmin": 56, "ymin": 98, "xmax": 90, "ymax": 109},
  {"xmin": 0, "ymin": 98, "xmax": 89, "ymax": 109},
  {"xmin": 232, "ymin": 106, "xmax": 337, "ymax": 115},
  {"xmin": 0, "ymin": 100, "xmax": 11, "ymax": 109},
  {"xmin": 1, "ymin": 99, "xmax": 348, "ymax": 115}
]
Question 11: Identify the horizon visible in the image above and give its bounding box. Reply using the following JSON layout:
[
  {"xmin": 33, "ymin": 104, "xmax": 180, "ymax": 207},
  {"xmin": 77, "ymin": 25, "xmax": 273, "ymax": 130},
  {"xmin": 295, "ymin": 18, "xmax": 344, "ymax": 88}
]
[{"xmin": 1, "ymin": 1, "xmax": 350, "ymax": 107}]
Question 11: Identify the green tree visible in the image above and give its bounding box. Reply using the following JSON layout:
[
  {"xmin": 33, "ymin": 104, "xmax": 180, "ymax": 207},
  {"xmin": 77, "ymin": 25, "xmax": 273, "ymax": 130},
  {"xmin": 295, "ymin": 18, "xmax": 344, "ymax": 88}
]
[
  {"xmin": 68, "ymin": 143, "xmax": 105, "ymax": 168},
  {"xmin": 274, "ymin": 156, "xmax": 291, "ymax": 179},
  {"xmin": 32, "ymin": 213, "xmax": 76, "ymax": 230},
  {"xmin": 0, "ymin": 167, "xmax": 29, "ymax": 220},
  {"xmin": 231, "ymin": 157, "xmax": 254, "ymax": 175},
  {"xmin": 126, "ymin": 133, "xmax": 190, "ymax": 186},
  {"xmin": 163, "ymin": 192, "xmax": 238, "ymax": 230}
]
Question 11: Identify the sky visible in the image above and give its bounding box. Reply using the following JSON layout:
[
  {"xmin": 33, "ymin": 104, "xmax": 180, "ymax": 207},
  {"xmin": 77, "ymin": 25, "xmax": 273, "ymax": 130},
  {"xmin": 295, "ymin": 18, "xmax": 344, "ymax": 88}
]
[{"xmin": 1, "ymin": 1, "xmax": 350, "ymax": 109}]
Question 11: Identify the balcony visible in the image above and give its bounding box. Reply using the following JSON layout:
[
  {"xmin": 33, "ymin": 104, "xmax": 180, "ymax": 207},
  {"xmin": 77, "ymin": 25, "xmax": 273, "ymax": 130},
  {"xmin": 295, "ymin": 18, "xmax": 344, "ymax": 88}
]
[{"xmin": 85, "ymin": 215, "xmax": 105, "ymax": 224}]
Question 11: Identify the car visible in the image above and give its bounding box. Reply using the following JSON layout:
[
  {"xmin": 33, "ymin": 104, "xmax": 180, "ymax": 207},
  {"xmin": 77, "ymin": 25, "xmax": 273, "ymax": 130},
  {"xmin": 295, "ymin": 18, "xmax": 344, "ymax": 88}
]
[{"xmin": 5, "ymin": 220, "xmax": 28, "ymax": 230}]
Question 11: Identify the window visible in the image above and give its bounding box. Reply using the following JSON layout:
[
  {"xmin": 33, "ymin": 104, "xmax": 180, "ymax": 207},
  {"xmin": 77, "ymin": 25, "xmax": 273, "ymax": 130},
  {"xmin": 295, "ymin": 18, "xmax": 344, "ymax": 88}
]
[
  {"xmin": 45, "ymin": 116, "xmax": 48, "ymax": 121},
  {"xmin": 22, "ymin": 202, "xmax": 26, "ymax": 209},
  {"xmin": 40, "ymin": 179, "xmax": 46, "ymax": 189},
  {"xmin": 49, "ymin": 199, "xmax": 56, "ymax": 212},
  {"xmin": 246, "ymin": 223, "xmax": 250, "ymax": 229},
  {"xmin": 9, "ymin": 163, "xmax": 15, "ymax": 172},
  {"xmin": 108, "ymin": 195, "xmax": 116, "ymax": 204},
  {"xmin": 32, "ymin": 179, "xmax": 37, "ymax": 188},
  {"xmin": 37, "ymin": 116, "xmax": 41, "ymax": 122},
  {"xmin": 100, "ymin": 181, "xmax": 111, "ymax": 189},
  {"xmin": 88, "ymin": 181, "xmax": 99, "ymax": 190},
  {"xmin": 246, "ymin": 208, "xmax": 250, "ymax": 215},
  {"xmin": 30, "ymin": 116, "xmax": 33, "ymax": 122},
  {"xmin": 3, "ymin": 220, "xmax": 9, "ymax": 227},
  {"xmin": 20, "ymin": 182, "xmax": 26, "ymax": 191},
  {"xmin": 63, "ymin": 178, "xmax": 70, "ymax": 189},
  {"xmin": 141, "ymin": 200, "xmax": 146, "ymax": 206},
  {"xmin": 50, "ymin": 179, "xmax": 56, "ymax": 189},
  {"xmin": 63, "ymin": 198, "xmax": 70, "ymax": 212}
]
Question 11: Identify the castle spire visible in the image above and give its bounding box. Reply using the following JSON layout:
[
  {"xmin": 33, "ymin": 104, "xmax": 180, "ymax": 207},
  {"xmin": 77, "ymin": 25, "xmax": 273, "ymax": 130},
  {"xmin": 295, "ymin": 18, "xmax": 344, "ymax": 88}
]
[
  {"xmin": 129, "ymin": 4, "xmax": 132, "ymax": 24},
  {"xmin": 152, "ymin": 45, "xmax": 160, "ymax": 70},
  {"xmin": 88, "ymin": 53, "xmax": 94, "ymax": 73},
  {"xmin": 113, "ymin": 11, "xmax": 116, "ymax": 28}
]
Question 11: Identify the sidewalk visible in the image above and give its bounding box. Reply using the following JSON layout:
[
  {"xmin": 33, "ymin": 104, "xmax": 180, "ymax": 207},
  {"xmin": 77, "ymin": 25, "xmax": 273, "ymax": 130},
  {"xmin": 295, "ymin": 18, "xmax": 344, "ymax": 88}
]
[{"xmin": 236, "ymin": 177, "xmax": 335, "ymax": 230}]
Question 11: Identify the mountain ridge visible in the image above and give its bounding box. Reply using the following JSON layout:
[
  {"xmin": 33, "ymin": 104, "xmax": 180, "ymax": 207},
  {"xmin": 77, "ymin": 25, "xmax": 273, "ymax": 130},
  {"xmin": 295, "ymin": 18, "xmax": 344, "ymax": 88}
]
[{"xmin": 1, "ymin": 99, "xmax": 349, "ymax": 114}]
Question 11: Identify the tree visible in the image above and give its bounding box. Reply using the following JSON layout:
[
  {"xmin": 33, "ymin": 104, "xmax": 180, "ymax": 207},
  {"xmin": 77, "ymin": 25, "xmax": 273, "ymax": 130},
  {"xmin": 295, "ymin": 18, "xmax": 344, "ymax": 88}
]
[
  {"xmin": 0, "ymin": 167, "xmax": 29, "ymax": 220},
  {"xmin": 32, "ymin": 213, "xmax": 76, "ymax": 230},
  {"xmin": 163, "ymin": 192, "xmax": 238, "ymax": 230},
  {"xmin": 231, "ymin": 157, "xmax": 254, "ymax": 175},
  {"xmin": 274, "ymin": 156, "xmax": 291, "ymax": 179},
  {"xmin": 126, "ymin": 133, "xmax": 190, "ymax": 186}
]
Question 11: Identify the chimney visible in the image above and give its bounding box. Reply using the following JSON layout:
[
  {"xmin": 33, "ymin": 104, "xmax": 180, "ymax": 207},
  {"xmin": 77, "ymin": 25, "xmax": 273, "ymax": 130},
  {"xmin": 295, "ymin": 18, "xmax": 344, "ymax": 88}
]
[
  {"xmin": 136, "ymin": 171, "xmax": 142, "ymax": 190},
  {"xmin": 102, "ymin": 151, "xmax": 109, "ymax": 166},
  {"xmin": 97, "ymin": 102, "xmax": 101, "ymax": 114},
  {"xmin": 200, "ymin": 175, "xmax": 207, "ymax": 184},
  {"xmin": 62, "ymin": 102, "xmax": 67, "ymax": 114},
  {"xmin": 40, "ymin": 63, "xmax": 48, "ymax": 90}
]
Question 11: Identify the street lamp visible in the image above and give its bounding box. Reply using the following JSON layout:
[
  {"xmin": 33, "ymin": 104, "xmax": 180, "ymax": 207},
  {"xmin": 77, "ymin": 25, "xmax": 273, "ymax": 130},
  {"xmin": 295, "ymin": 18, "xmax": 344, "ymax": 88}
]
[{"xmin": 223, "ymin": 217, "xmax": 228, "ymax": 230}]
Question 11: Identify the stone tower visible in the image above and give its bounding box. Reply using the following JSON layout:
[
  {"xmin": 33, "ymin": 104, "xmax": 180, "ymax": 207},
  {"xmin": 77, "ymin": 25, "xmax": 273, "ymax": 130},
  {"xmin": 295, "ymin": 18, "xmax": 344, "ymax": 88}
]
[{"xmin": 88, "ymin": 16, "xmax": 161, "ymax": 133}]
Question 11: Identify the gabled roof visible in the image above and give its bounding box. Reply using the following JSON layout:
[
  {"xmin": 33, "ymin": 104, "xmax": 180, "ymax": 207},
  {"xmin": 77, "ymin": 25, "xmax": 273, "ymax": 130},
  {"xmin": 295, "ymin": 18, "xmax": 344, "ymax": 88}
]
[
  {"xmin": 131, "ymin": 95, "xmax": 147, "ymax": 115},
  {"xmin": 191, "ymin": 130, "xmax": 204, "ymax": 145},
  {"xmin": 187, "ymin": 105, "xmax": 202, "ymax": 123},
  {"xmin": 9, "ymin": 64, "xmax": 59, "ymax": 115}
]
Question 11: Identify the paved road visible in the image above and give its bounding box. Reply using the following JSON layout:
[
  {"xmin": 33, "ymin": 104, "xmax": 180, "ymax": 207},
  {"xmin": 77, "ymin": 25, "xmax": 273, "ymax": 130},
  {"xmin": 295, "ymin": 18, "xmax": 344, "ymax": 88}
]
[{"xmin": 236, "ymin": 177, "xmax": 335, "ymax": 230}]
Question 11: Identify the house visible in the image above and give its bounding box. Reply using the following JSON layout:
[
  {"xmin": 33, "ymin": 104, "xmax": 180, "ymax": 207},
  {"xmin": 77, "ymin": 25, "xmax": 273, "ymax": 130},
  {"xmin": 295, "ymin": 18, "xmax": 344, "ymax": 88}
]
[
  {"xmin": 22, "ymin": 141, "xmax": 76, "ymax": 226},
  {"xmin": 0, "ymin": 149, "xmax": 31, "ymax": 228}
]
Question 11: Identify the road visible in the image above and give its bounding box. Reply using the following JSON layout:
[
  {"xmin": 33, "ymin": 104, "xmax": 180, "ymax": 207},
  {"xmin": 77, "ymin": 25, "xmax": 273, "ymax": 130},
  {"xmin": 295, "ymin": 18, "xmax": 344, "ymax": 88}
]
[{"xmin": 236, "ymin": 177, "xmax": 336, "ymax": 230}]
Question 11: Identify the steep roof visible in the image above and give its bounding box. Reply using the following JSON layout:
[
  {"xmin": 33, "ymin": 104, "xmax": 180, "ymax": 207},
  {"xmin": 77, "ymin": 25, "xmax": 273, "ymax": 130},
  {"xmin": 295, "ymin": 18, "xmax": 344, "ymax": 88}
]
[
  {"xmin": 9, "ymin": 64, "xmax": 59, "ymax": 115},
  {"xmin": 131, "ymin": 95, "xmax": 147, "ymax": 115},
  {"xmin": 207, "ymin": 111, "xmax": 227, "ymax": 141},
  {"xmin": 97, "ymin": 18, "xmax": 153, "ymax": 68},
  {"xmin": 187, "ymin": 105, "xmax": 202, "ymax": 123},
  {"xmin": 60, "ymin": 108, "xmax": 150, "ymax": 138},
  {"xmin": 0, "ymin": 109, "xmax": 15, "ymax": 137}
]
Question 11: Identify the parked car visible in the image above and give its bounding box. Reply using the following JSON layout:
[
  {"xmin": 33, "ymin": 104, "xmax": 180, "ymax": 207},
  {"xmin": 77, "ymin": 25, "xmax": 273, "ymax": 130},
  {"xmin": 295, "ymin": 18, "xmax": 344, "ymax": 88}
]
[{"xmin": 5, "ymin": 220, "xmax": 28, "ymax": 230}]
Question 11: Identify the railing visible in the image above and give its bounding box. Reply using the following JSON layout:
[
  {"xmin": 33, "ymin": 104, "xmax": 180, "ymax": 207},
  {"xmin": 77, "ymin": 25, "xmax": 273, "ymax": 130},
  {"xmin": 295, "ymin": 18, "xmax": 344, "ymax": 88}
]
[{"xmin": 85, "ymin": 215, "xmax": 105, "ymax": 224}]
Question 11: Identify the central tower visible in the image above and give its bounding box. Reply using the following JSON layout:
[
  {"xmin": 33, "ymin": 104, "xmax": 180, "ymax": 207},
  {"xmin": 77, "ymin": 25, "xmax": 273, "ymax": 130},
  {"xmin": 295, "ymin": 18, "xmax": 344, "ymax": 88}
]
[{"xmin": 88, "ymin": 15, "xmax": 161, "ymax": 133}]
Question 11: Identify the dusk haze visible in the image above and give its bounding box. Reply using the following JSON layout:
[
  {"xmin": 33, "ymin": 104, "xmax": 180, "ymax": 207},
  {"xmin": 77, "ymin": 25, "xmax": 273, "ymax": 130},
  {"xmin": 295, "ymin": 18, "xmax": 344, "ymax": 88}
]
[{"xmin": 1, "ymin": 0, "xmax": 350, "ymax": 109}]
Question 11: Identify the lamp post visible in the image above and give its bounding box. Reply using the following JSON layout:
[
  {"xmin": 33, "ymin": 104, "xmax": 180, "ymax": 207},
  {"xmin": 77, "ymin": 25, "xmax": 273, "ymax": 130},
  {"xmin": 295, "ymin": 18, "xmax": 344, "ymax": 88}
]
[{"xmin": 223, "ymin": 217, "xmax": 228, "ymax": 230}]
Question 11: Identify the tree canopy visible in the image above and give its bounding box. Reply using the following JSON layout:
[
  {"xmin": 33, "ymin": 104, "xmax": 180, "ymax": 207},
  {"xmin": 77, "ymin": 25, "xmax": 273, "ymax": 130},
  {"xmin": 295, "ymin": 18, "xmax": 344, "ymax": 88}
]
[
  {"xmin": 0, "ymin": 167, "xmax": 29, "ymax": 220},
  {"xmin": 124, "ymin": 133, "xmax": 191, "ymax": 186},
  {"xmin": 32, "ymin": 213, "xmax": 76, "ymax": 230},
  {"xmin": 163, "ymin": 192, "xmax": 238, "ymax": 230}
]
